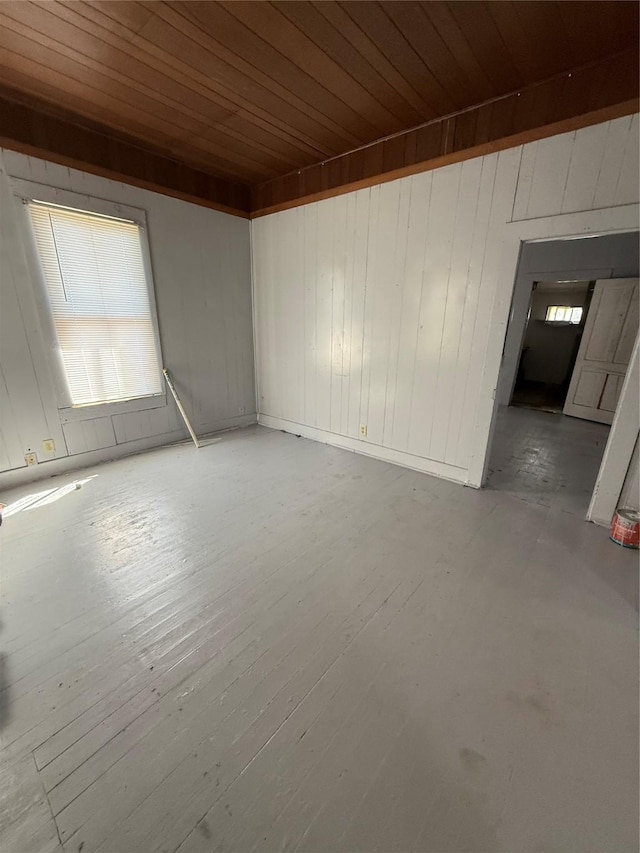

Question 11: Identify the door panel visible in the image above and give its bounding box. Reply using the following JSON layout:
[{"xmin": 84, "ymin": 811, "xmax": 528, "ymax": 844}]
[
  {"xmin": 573, "ymin": 370, "xmax": 606, "ymax": 408},
  {"xmin": 614, "ymin": 285, "xmax": 640, "ymax": 364},
  {"xmin": 564, "ymin": 278, "xmax": 639, "ymax": 425},
  {"xmin": 600, "ymin": 374, "xmax": 624, "ymax": 413}
]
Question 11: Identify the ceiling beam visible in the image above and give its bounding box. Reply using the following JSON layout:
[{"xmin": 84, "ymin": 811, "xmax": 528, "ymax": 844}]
[
  {"xmin": 251, "ymin": 47, "xmax": 639, "ymax": 217},
  {"xmin": 0, "ymin": 90, "xmax": 251, "ymax": 218}
]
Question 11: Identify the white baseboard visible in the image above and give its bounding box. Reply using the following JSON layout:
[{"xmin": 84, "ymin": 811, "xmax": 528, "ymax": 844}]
[
  {"xmin": 0, "ymin": 413, "xmax": 257, "ymax": 489},
  {"xmin": 258, "ymin": 414, "xmax": 471, "ymax": 486}
]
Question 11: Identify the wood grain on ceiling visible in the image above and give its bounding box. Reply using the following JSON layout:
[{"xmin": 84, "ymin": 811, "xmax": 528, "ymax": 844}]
[{"xmin": 0, "ymin": 0, "xmax": 637, "ymax": 216}]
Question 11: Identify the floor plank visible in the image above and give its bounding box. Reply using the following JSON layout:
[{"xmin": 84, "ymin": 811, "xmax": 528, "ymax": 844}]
[{"xmin": 0, "ymin": 419, "xmax": 637, "ymax": 852}]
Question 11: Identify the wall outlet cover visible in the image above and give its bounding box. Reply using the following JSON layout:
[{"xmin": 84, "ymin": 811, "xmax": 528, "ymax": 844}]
[
  {"xmin": 43, "ymin": 438, "xmax": 55, "ymax": 454},
  {"xmin": 359, "ymin": 424, "xmax": 367, "ymax": 437},
  {"xmin": 25, "ymin": 452, "xmax": 38, "ymax": 466}
]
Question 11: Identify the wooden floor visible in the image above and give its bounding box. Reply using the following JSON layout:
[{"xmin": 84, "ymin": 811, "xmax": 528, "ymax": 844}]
[
  {"xmin": 1, "ymin": 419, "xmax": 637, "ymax": 853},
  {"xmin": 487, "ymin": 405, "xmax": 611, "ymax": 517}
]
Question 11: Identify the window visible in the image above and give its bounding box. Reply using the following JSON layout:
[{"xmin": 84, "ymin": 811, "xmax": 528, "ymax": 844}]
[
  {"xmin": 545, "ymin": 305, "xmax": 583, "ymax": 325},
  {"xmin": 27, "ymin": 201, "xmax": 163, "ymax": 407}
]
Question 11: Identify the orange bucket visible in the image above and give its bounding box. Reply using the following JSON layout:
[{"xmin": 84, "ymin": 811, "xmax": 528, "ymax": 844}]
[{"xmin": 610, "ymin": 508, "xmax": 640, "ymax": 549}]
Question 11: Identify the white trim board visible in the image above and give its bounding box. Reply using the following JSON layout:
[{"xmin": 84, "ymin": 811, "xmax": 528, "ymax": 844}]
[{"xmin": 258, "ymin": 414, "xmax": 469, "ymax": 485}]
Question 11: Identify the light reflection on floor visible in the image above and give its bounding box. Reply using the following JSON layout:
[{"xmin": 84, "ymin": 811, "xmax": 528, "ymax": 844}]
[{"xmin": 1, "ymin": 475, "xmax": 97, "ymax": 517}]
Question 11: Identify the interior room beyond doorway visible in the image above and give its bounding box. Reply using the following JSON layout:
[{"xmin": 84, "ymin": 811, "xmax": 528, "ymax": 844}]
[
  {"xmin": 511, "ymin": 280, "xmax": 591, "ymax": 414},
  {"xmin": 490, "ymin": 231, "xmax": 639, "ymax": 518}
]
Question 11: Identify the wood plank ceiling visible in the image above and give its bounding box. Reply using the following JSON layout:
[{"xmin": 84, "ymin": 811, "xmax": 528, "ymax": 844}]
[{"xmin": 0, "ymin": 1, "xmax": 638, "ymax": 216}]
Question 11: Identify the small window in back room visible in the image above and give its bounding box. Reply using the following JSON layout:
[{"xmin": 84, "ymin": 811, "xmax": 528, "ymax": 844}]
[
  {"xmin": 545, "ymin": 305, "xmax": 583, "ymax": 324},
  {"xmin": 27, "ymin": 201, "xmax": 163, "ymax": 407}
]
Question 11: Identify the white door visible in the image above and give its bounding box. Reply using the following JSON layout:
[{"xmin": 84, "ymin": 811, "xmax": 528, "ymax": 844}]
[{"xmin": 563, "ymin": 278, "xmax": 639, "ymax": 425}]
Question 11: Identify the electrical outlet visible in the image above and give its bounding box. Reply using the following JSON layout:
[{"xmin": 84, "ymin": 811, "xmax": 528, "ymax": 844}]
[
  {"xmin": 25, "ymin": 452, "xmax": 38, "ymax": 466},
  {"xmin": 238, "ymin": 406, "xmax": 245, "ymax": 415},
  {"xmin": 42, "ymin": 438, "xmax": 55, "ymax": 454},
  {"xmin": 359, "ymin": 424, "xmax": 367, "ymax": 437}
]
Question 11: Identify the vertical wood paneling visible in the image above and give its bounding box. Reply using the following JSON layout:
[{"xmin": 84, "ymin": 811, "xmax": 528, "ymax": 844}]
[
  {"xmin": 329, "ymin": 195, "xmax": 348, "ymax": 436},
  {"xmin": 614, "ymin": 113, "xmax": 640, "ymax": 207},
  {"xmin": 407, "ymin": 164, "xmax": 460, "ymax": 459},
  {"xmin": 429, "ymin": 157, "xmax": 483, "ymax": 462},
  {"xmin": 302, "ymin": 204, "xmax": 318, "ymax": 426},
  {"xmin": 445, "ymin": 154, "xmax": 497, "ymax": 466},
  {"xmin": 63, "ymin": 418, "xmax": 116, "ymax": 456},
  {"xmin": 380, "ymin": 179, "xmax": 411, "ymax": 448},
  {"xmin": 389, "ymin": 171, "xmax": 432, "ymax": 452},
  {"xmin": 358, "ymin": 185, "xmax": 381, "ymax": 442},
  {"xmin": 561, "ymin": 122, "xmax": 610, "ymax": 213},
  {"xmin": 344, "ymin": 190, "xmax": 370, "ymax": 439},
  {"xmin": 520, "ymin": 133, "xmax": 575, "ymax": 218},
  {"xmin": 252, "ymin": 114, "xmax": 639, "ymax": 484},
  {"xmin": 315, "ymin": 199, "xmax": 335, "ymax": 432},
  {"xmin": 592, "ymin": 115, "xmax": 635, "ymax": 209},
  {"xmin": 0, "ymin": 149, "xmax": 255, "ymax": 477},
  {"xmin": 366, "ymin": 180, "xmax": 402, "ymax": 446},
  {"xmin": 0, "ymin": 157, "xmax": 67, "ymax": 468}
]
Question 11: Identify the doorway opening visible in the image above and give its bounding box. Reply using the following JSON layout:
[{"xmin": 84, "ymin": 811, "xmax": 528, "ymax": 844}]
[
  {"xmin": 487, "ymin": 232, "xmax": 639, "ymax": 518},
  {"xmin": 510, "ymin": 280, "xmax": 592, "ymax": 414}
]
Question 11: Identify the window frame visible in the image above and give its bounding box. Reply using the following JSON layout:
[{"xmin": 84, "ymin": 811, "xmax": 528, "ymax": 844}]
[
  {"xmin": 15, "ymin": 180, "xmax": 167, "ymax": 420},
  {"xmin": 544, "ymin": 304, "xmax": 584, "ymax": 325}
]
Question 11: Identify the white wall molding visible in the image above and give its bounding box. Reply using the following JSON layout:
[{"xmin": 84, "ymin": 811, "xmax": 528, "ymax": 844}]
[{"xmin": 258, "ymin": 414, "xmax": 469, "ymax": 485}]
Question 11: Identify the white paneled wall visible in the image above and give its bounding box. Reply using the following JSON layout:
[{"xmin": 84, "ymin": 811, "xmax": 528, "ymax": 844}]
[
  {"xmin": 253, "ymin": 114, "xmax": 639, "ymax": 486},
  {"xmin": 0, "ymin": 151, "xmax": 255, "ymax": 483}
]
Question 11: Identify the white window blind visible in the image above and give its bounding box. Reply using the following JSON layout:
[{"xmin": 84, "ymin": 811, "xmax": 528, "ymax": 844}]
[{"xmin": 27, "ymin": 201, "xmax": 163, "ymax": 406}]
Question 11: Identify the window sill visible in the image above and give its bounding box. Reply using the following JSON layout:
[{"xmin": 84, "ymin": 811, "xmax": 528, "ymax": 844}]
[{"xmin": 59, "ymin": 393, "xmax": 167, "ymax": 423}]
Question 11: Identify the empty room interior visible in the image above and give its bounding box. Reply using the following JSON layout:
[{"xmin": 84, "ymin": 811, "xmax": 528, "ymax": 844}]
[{"xmin": 1, "ymin": 3, "xmax": 639, "ymax": 852}]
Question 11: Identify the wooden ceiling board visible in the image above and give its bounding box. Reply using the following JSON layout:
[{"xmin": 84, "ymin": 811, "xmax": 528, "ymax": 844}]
[
  {"xmin": 272, "ymin": 1, "xmax": 425, "ymax": 128},
  {"xmin": 509, "ymin": 2, "xmax": 577, "ymax": 75},
  {"xmin": 556, "ymin": 0, "xmax": 637, "ymax": 60},
  {"xmin": 148, "ymin": 2, "xmax": 366, "ymax": 152},
  {"xmin": 0, "ymin": 43, "xmax": 271, "ymax": 184},
  {"xmin": 382, "ymin": 1, "xmax": 486, "ymax": 108},
  {"xmin": 0, "ymin": 2, "xmax": 310, "ymax": 181},
  {"xmin": 342, "ymin": 1, "xmax": 457, "ymax": 117},
  {"xmin": 485, "ymin": 2, "xmax": 550, "ymax": 83},
  {"xmin": 60, "ymin": 1, "xmax": 328, "ymax": 167},
  {"xmin": 312, "ymin": 0, "xmax": 447, "ymax": 118},
  {"xmin": 0, "ymin": 0, "xmax": 636, "ymax": 216},
  {"xmin": 65, "ymin": 0, "xmax": 354, "ymax": 160},
  {"xmin": 215, "ymin": 1, "xmax": 405, "ymax": 136},
  {"xmin": 446, "ymin": 2, "xmax": 526, "ymax": 91}
]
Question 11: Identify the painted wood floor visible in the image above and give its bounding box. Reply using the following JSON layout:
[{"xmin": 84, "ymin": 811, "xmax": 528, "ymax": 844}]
[{"xmin": 0, "ymin": 423, "xmax": 637, "ymax": 853}]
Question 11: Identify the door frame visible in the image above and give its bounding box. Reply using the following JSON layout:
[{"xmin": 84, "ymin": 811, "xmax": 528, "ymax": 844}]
[
  {"xmin": 588, "ymin": 330, "xmax": 640, "ymax": 524},
  {"xmin": 469, "ymin": 202, "xmax": 639, "ymax": 524}
]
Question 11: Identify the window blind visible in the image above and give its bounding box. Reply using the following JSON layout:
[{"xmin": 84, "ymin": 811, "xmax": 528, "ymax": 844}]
[{"xmin": 27, "ymin": 201, "xmax": 163, "ymax": 406}]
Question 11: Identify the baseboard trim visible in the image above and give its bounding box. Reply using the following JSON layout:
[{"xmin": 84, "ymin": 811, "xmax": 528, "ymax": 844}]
[
  {"xmin": 258, "ymin": 414, "xmax": 470, "ymax": 486},
  {"xmin": 0, "ymin": 414, "xmax": 257, "ymax": 489}
]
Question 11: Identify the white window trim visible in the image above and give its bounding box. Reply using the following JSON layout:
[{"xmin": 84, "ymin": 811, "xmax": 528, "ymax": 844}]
[{"xmin": 14, "ymin": 179, "xmax": 167, "ymax": 418}]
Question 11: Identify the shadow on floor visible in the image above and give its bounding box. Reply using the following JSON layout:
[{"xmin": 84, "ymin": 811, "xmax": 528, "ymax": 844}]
[{"xmin": 511, "ymin": 379, "xmax": 567, "ymax": 414}]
